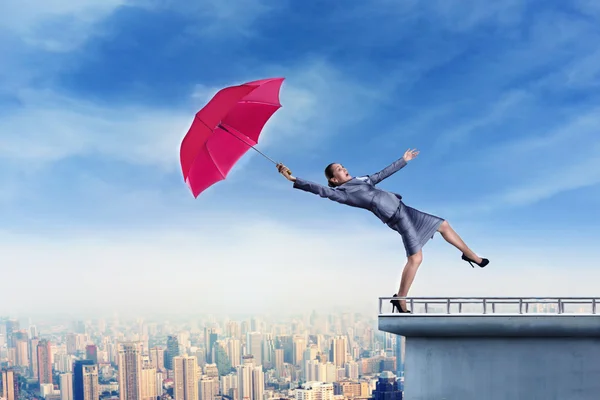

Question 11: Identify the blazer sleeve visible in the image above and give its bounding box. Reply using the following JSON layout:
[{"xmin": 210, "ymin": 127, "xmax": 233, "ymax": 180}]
[
  {"xmin": 293, "ymin": 177, "xmax": 349, "ymax": 204},
  {"xmin": 367, "ymin": 157, "xmax": 408, "ymax": 185}
]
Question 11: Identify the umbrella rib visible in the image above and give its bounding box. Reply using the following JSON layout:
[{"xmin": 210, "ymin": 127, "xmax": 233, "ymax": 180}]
[
  {"xmin": 190, "ymin": 116, "xmax": 226, "ymax": 178},
  {"xmin": 219, "ymin": 123, "xmax": 278, "ymax": 165},
  {"xmin": 239, "ymin": 100, "xmax": 281, "ymax": 107},
  {"xmin": 204, "ymin": 142, "xmax": 226, "ymax": 179}
]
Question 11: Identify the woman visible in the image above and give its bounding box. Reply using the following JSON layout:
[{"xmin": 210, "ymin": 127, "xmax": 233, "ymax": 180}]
[{"xmin": 276, "ymin": 148, "xmax": 489, "ymax": 313}]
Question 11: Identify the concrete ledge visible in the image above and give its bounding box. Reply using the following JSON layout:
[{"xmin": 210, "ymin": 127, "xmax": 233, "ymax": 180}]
[{"xmin": 379, "ymin": 314, "xmax": 600, "ymax": 337}]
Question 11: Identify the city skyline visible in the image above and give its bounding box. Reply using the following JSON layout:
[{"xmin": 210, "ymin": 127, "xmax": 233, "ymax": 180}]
[
  {"xmin": 0, "ymin": 312, "xmax": 402, "ymax": 400},
  {"xmin": 2, "ymin": 0, "xmax": 600, "ymax": 315}
]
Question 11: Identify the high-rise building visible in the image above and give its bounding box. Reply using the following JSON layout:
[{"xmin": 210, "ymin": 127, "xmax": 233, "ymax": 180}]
[
  {"xmin": 251, "ymin": 366, "xmax": 264, "ymax": 400},
  {"xmin": 330, "ymin": 336, "xmax": 347, "ymax": 368},
  {"xmin": 60, "ymin": 373, "xmax": 73, "ymax": 400},
  {"xmin": 172, "ymin": 355, "xmax": 198, "ymax": 400},
  {"xmin": 228, "ymin": 339, "xmax": 241, "ymax": 367},
  {"xmin": 293, "ymin": 336, "xmax": 306, "ymax": 366},
  {"xmin": 37, "ymin": 339, "xmax": 53, "ymax": 385},
  {"xmin": 149, "ymin": 347, "xmax": 165, "ymax": 371},
  {"xmin": 5, "ymin": 320, "xmax": 19, "ymax": 348},
  {"xmin": 1, "ymin": 368, "xmax": 17, "ymax": 400},
  {"xmin": 274, "ymin": 349, "xmax": 284, "ymax": 377},
  {"xmin": 15, "ymin": 339, "xmax": 29, "ymax": 368},
  {"xmin": 73, "ymin": 360, "xmax": 98, "ymax": 400},
  {"xmin": 165, "ymin": 336, "xmax": 180, "ymax": 370},
  {"xmin": 372, "ymin": 371, "xmax": 402, "ymax": 400},
  {"xmin": 205, "ymin": 328, "xmax": 218, "ymax": 364},
  {"xmin": 140, "ymin": 362, "xmax": 157, "ymax": 400},
  {"xmin": 86, "ymin": 345, "xmax": 98, "ymax": 364},
  {"xmin": 29, "ymin": 337, "xmax": 39, "ymax": 380},
  {"xmin": 199, "ymin": 376, "xmax": 219, "ymax": 400},
  {"xmin": 66, "ymin": 334, "xmax": 77, "ymax": 355},
  {"xmin": 236, "ymin": 355, "xmax": 264, "ymax": 400},
  {"xmin": 246, "ymin": 333, "xmax": 263, "ymax": 367},
  {"xmin": 118, "ymin": 342, "xmax": 143, "ymax": 400},
  {"xmin": 295, "ymin": 382, "xmax": 334, "ymax": 400},
  {"xmin": 394, "ymin": 337, "xmax": 405, "ymax": 378}
]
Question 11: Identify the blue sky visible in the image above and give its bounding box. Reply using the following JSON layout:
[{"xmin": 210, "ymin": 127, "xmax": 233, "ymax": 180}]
[{"xmin": 1, "ymin": 0, "xmax": 600, "ymax": 316}]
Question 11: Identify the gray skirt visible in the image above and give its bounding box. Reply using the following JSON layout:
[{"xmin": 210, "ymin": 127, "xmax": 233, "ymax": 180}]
[{"xmin": 386, "ymin": 202, "xmax": 445, "ymax": 257}]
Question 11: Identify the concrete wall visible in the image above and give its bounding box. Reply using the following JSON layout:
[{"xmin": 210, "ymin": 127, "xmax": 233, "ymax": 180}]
[{"xmin": 404, "ymin": 337, "xmax": 600, "ymax": 400}]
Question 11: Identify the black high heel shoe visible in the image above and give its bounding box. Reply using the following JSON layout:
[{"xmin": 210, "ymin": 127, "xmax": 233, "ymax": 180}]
[
  {"xmin": 462, "ymin": 253, "xmax": 489, "ymax": 268},
  {"xmin": 390, "ymin": 294, "xmax": 411, "ymax": 313}
]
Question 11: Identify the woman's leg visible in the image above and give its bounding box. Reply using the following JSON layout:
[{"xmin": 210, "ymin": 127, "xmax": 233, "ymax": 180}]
[
  {"xmin": 437, "ymin": 220, "xmax": 482, "ymax": 263},
  {"xmin": 396, "ymin": 250, "xmax": 423, "ymax": 311}
]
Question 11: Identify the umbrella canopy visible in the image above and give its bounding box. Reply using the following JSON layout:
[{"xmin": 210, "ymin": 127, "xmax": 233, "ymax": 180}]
[{"xmin": 180, "ymin": 77, "xmax": 285, "ymax": 197}]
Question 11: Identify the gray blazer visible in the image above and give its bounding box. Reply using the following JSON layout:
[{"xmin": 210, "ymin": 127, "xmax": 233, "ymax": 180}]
[{"xmin": 293, "ymin": 157, "xmax": 408, "ymax": 224}]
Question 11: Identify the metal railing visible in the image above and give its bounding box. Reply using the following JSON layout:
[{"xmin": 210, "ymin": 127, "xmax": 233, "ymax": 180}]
[{"xmin": 379, "ymin": 297, "xmax": 600, "ymax": 315}]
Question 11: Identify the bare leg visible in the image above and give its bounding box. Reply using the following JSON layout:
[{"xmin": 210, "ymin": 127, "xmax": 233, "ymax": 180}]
[
  {"xmin": 437, "ymin": 220, "xmax": 482, "ymax": 263},
  {"xmin": 396, "ymin": 250, "xmax": 423, "ymax": 311}
]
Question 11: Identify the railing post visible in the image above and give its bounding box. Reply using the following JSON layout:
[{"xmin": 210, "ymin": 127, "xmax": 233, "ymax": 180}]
[
  {"xmin": 558, "ymin": 299, "xmax": 562, "ymax": 314},
  {"xmin": 519, "ymin": 298, "xmax": 523, "ymax": 314},
  {"xmin": 483, "ymin": 298, "xmax": 487, "ymax": 314},
  {"xmin": 593, "ymin": 299, "xmax": 597, "ymax": 314},
  {"xmin": 446, "ymin": 298, "xmax": 451, "ymax": 314},
  {"xmin": 410, "ymin": 298, "xmax": 414, "ymax": 312}
]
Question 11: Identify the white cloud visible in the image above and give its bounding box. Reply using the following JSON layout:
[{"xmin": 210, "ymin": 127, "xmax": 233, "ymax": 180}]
[
  {"xmin": 447, "ymin": 108, "xmax": 600, "ymax": 214},
  {"xmin": 0, "ymin": 0, "xmax": 126, "ymax": 51},
  {"xmin": 430, "ymin": 90, "xmax": 532, "ymax": 156},
  {"xmin": 0, "ymin": 57, "xmax": 385, "ymax": 178},
  {"xmin": 0, "ymin": 89, "xmax": 191, "ymax": 172}
]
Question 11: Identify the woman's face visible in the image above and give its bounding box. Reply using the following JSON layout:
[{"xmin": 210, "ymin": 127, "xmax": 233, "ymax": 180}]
[{"xmin": 329, "ymin": 163, "xmax": 351, "ymax": 185}]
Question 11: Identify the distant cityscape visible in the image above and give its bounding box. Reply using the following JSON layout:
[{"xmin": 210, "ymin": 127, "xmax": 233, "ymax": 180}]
[{"xmin": 0, "ymin": 313, "xmax": 404, "ymax": 400}]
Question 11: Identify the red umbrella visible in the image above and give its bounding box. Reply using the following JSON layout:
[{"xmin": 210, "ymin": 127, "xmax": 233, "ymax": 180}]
[{"xmin": 180, "ymin": 77, "xmax": 288, "ymax": 197}]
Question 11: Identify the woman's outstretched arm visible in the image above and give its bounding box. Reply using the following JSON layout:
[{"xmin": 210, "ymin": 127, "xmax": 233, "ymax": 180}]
[
  {"xmin": 367, "ymin": 148, "xmax": 419, "ymax": 185},
  {"xmin": 277, "ymin": 163, "xmax": 349, "ymax": 204}
]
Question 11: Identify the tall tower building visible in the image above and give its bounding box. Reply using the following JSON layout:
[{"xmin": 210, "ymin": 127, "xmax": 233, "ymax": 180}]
[
  {"xmin": 149, "ymin": 347, "xmax": 165, "ymax": 371},
  {"xmin": 140, "ymin": 361, "xmax": 157, "ymax": 400},
  {"xmin": 5, "ymin": 319, "xmax": 19, "ymax": 348},
  {"xmin": 205, "ymin": 328, "xmax": 218, "ymax": 364},
  {"xmin": 172, "ymin": 355, "xmax": 198, "ymax": 400},
  {"xmin": 86, "ymin": 345, "xmax": 98, "ymax": 364},
  {"xmin": 274, "ymin": 349, "xmax": 284, "ymax": 377},
  {"xmin": 246, "ymin": 333, "xmax": 263, "ymax": 367},
  {"xmin": 227, "ymin": 339, "xmax": 241, "ymax": 368},
  {"xmin": 1, "ymin": 368, "xmax": 17, "ymax": 400},
  {"xmin": 199, "ymin": 375, "xmax": 218, "ymax": 400},
  {"xmin": 251, "ymin": 366, "xmax": 264, "ymax": 400},
  {"xmin": 60, "ymin": 373, "xmax": 73, "ymax": 400},
  {"xmin": 261, "ymin": 336, "xmax": 274, "ymax": 368},
  {"xmin": 330, "ymin": 336, "xmax": 347, "ymax": 368},
  {"xmin": 73, "ymin": 360, "xmax": 98, "ymax": 400},
  {"xmin": 37, "ymin": 339, "xmax": 53, "ymax": 384},
  {"xmin": 29, "ymin": 337, "xmax": 40, "ymax": 380},
  {"xmin": 15, "ymin": 339, "xmax": 29, "ymax": 368},
  {"xmin": 293, "ymin": 336, "xmax": 306, "ymax": 366},
  {"xmin": 237, "ymin": 355, "xmax": 263, "ymax": 400},
  {"xmin": 118, "ymin": 342, "xmax": 143, "ymax": 400},
  {"xmin": 165, "ymin": 336, "xmax": 180, "ymax": 370}
]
